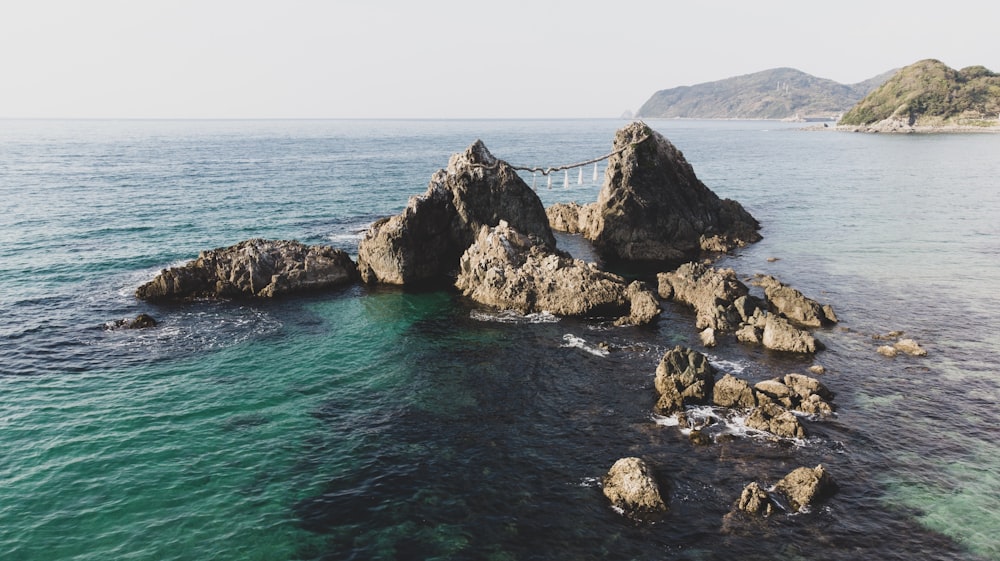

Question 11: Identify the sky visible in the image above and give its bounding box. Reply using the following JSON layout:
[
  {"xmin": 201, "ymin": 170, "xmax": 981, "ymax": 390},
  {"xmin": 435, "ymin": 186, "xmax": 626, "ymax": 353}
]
[{"xmin": 1, "ymin": 0, "xmax": 997, "ymax": 119}]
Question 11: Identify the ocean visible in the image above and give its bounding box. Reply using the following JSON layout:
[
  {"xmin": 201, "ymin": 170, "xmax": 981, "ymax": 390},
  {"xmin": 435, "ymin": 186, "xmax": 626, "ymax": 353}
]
[{"xmin": 1, "ymin": 118, "xmax": 998, "ymax": 560}]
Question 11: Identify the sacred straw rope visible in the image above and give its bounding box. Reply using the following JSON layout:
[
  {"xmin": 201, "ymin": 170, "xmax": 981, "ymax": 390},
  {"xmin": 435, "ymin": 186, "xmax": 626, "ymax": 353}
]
[{"xmin": 466, "ymin": 135, "xmax": 650, "ymax": 176}]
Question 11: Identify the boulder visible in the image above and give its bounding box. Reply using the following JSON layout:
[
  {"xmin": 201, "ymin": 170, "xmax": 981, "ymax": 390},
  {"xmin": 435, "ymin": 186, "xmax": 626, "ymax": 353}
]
[
  {"xmin": 877, "ymin": 345, "xmax": 898, "ymax": 357},
  {"xmin": 581, "ymin": 122, "xmax": 761, "ymax": 264},
  {"xmin": 761, "ymin": 314, "xmax": 818, "ymax": 354},
  {"xmin": 624, "ymin": 280, "xmax": 663, "ymax": 326},
  {"xmin": 357, "ymin": 140, "xmax": 555, "ymax": 285},
  {"xmin": 753, "ymin": 275, "xmax": 837, "ymax": 328},
  {"xmin": 736, "ymin": 482, "xmax": 774, "ymax": 516},
  {"xmin": 657, "ymin": 262, "xmax": 758, "ymax": 331},
  {"xmin": 753, "ymin": 379, "xmax": 795, "ymax": 408},
  {"xmin": 772, "ymin": 465, "xmax": 836, "ymax": 512},
  {"xmin": 546, "ymin": 202, "xmax": 587, "ymax": 234},
  {"xmin": 136, "ymin": 239, "xmax": 358, "ymax": 300},
  {"xmin": 712, "ymin": 373, "xmax": 758, "ymax": 409},
  {"xmin": 602, "ymin": 457, "xmax": 667, "ymax": 514},
  {"xmin": 699, "ymin": 327, "xmax": 717, "ymax": 348},
  {"xmin": 754, "ymin": 373, "xmax": 835, "ymax": 416},
  {"xmin": 654, "ymin": 346, "xmax": 716, "ymax": 414},
  {"xmin": 735, "ymin": 465, "xmax": 835, "ymax": 517},
  {"xmin": 894, "ymin": 338, "xmax": 928, "ymax": 356},
  {"xmin": 454, "ymin": 221, "xmax": 659, "ymax": 325},
  {"xmin": 745, "ymin": 402, "xmax": 806, "ymax": 439}
]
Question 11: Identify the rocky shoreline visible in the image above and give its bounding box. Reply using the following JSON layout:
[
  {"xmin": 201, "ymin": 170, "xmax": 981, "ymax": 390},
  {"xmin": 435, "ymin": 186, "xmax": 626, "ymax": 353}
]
[
  {"xmin": 132, "ymin": 121, "xmax": 928, "ymax": 526},
  {"xmin": 806, "ymin": 121, "xmax": 1000, "ymax": 134}
]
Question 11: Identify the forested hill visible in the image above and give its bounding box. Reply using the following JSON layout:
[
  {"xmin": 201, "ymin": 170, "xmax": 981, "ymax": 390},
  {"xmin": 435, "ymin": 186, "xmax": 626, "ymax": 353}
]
[
  {"xmin": 838, "ymin": 59, "xmax": 1000, "ymax": 127},
  {"xmin": 636, "ymin": 67, "xmax": 894, "ymax": 120}
]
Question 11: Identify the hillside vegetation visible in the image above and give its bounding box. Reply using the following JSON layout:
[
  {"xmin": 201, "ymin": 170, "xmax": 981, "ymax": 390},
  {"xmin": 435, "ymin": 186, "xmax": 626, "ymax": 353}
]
[
  {"xmin": 839, "ymin": 59, "xmax": 1000, "ymax": 127},
  {"xmin": 636, "ymin": 68, "xmax": 893, "ymax": 120}
]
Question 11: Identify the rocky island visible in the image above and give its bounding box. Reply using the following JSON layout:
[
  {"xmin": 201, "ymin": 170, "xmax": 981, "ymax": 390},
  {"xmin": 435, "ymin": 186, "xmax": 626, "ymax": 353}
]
[
  {"xmin": 838, "ymin": 59, "xmax": 1000, "ymax": 132},
  {"xmin": 134, "ymin": 121, "xmax": 855, "ymax": 525},
  {"xmin": 547, "ymin": 122, "xmax": 761, "ymax": 266}
]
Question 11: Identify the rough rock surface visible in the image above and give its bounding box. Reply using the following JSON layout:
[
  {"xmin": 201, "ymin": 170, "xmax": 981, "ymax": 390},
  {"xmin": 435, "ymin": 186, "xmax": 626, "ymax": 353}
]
[
  {"xmin": 736, "ymin": 482, "xmax": 774, "ymax": 516},
  {"xmin": 575, "ymin": 122, "xmax": 761, "ymax": 264},
  {"xmin": 545, "ymin": 202, "xmax": 595, "ymax": 235},
  {"xmin": 893, "ymin": 338, "xmax": 928, "ymax": 356},
  {"xmin": 654, "ymin": 346, "xmax": 717, "ymax": 414},
  {"xmin": 657, "ymin": 262, "xmax": 754, "ymax": 331},
  {"xmin": 657, "ymin": 263, "xmax": 820, "ymax": 353},
  {"xmin": 712, "ymin": 374, "xmax": 758, "ymax": 409},
  {"xmin": 136, "ymin": 239, "xmax": 358, "ymax": 300},
  {"xmin": 772, "ymin": 465, "xmax": 837, "ymax": 512},
  {"xmin": 357, "ymin": 140, "xmax": 555, "ymax": 285},
  {"xmin": 602, "ymin": 457, "xmax": 667, "ymax": 514},
  {"xmin": 735, "ymin": 465, "xmax": 835, "ymax": 516},
  {"xmin": 755, "ymin": 373, "xmax": 835, "ymax": 416},
  {"xmin": 454, "ymin": 221, "xmax": 659, "ymax": 325},
  {"xmin": 753, "ymin": 274, "xmax": 837, "ymax": 328},
  {"xmin": 745, "ymin": 402, "xmax": 806, "ymax": 439},
  {"xmin": 761, "ymin": 314, "xmax": 818, "ymax": 354}
]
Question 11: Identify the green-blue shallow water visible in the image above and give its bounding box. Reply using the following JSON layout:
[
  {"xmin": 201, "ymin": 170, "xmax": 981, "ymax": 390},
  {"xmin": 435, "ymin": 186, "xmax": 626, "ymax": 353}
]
[{"xmin": 1, "ymin": 119, "xmax": 998, "ymax": 560}]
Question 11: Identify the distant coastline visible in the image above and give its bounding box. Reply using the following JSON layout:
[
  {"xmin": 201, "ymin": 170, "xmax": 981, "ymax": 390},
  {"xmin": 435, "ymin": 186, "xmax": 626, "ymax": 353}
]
[{"xmin": 802, "ymin": 122, "xmax": 1000, "ymax": 133}]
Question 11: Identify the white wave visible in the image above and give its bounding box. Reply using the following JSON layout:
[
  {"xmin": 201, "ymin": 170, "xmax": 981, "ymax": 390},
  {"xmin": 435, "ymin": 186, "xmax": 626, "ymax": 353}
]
[
  {"xmin": 706, "ymin": 354, "xmax": 750, "ymax": 375},
  {"xmin": 469, "ymin": 309, "xmax": 560, "ymax": 324},
  {"xmin": 560, "ymin": 334, "xmax": 609, "ymax": 357},
  {"xmin": 651, "ymin": 405, "xmax": 808, "ymax": 446},
  {"xmin": 326, "ymin": 228, "xmax": 367, "ymax": 245},
  {"xmin": 97, "ymin": 306, "xmax": 283, "ymax": 356}
]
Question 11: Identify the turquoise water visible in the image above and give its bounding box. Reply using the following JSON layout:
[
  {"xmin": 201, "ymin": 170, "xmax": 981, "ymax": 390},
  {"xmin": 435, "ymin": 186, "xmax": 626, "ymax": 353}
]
[{"xmin": 1, "ymin": 119, "xmax": 998, "ymax": 560}]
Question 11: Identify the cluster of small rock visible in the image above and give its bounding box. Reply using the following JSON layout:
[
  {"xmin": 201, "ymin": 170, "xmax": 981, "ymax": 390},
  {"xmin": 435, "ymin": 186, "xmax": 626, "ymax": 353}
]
[
  {"xmin": 734, "ymin": 464, "xmax": 837, "ymax": 516},
  {"xmin": 654, "ymin": 345, "xmax": 835, "ymax": 441},
  {"xmin": 656, "ymin": 264, "xmax": 837, "ymax": 354},
  {"xmin": 601, "ymin": 457, "xmax": 837, "ymax": 519},
  {"xmin": 601, "ymin": 344, "xmax": 838, "ymax": 519}
]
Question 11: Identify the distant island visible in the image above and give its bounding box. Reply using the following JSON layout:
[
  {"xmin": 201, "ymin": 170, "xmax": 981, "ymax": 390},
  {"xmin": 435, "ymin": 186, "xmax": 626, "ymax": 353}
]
[
  {"xmin": 635, "ymin": 67, "xmax": 895, "ymax": 121},
  {"xmin": 837, "ymin": 59, "xmax": 1000, "ymax": 131}
]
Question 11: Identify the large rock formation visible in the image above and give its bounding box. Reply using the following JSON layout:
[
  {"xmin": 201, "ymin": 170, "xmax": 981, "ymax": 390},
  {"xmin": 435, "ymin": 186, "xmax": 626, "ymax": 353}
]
[
  {"xmin": 357, "ymin": 140, "xmax": 554, "ymax": 286},
  {"xmin": 135, "ymin": 239, "xmax": 358, "ymax": 300},
  {"xmin": 602, "ymin": 457, "xmax": 667, "ymax": 514},
  {"xmin": 454, "ymin": 221, "xmax": 660, "ymax": 325},
  {"xmin": 549, "ymin": 122, "xmax": 761, "ymax": 265}
]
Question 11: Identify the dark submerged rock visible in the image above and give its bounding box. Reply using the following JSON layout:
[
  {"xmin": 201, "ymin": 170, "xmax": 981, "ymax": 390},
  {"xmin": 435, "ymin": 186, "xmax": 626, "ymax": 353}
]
[
  {"xmin": 105, "ymin": 313, "xmax": 158, "ymax": 330},
  {"xmin": 136, "ymin": 239, "xmax": 357, "ymax": 300}
]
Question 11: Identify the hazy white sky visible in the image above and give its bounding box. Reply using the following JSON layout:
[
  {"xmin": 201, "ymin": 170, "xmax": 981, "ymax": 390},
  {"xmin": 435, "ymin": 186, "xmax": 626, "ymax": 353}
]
[{"xmin": 1, "ymin": 0, "xmax": 997, "ymax": 119}]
